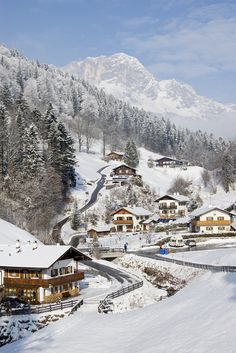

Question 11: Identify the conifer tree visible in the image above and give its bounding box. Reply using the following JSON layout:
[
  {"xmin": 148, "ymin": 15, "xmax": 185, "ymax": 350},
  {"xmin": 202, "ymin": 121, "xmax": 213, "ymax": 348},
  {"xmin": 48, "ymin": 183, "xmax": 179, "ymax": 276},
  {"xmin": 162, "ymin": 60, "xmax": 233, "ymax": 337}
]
[
  {"xmin": 0, "ymin": 105, "xmax": 9, "ymax": 177},
  {"xmin": 221, "ymin": 153, "xmax": 235, "ymax": 192},
  {"xmin": 123, "ymin": 140, "xmax": 139, "ymax": 168},
  {"xmin": 71, "ymin": 201, "xmax": 81, "ymax": 230}
]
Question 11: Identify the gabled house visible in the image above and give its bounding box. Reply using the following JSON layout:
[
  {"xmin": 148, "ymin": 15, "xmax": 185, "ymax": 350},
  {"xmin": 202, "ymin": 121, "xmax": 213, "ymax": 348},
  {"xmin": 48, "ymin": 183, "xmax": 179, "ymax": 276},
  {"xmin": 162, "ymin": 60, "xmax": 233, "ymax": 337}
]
[
  {"xmin": 155, "ymin": 194, "xmax": 190, "ymax": 221},
  {"xmin": 106, "ymin": 151, "xmax": 124, "ymax": 161},
  {"xmin": 189, "ymin": 207, "xmax": 234, "ymax": 234},
  {"xmin": 112, "ymin": 207, "xmax": 152, "ymax": 233},
  {"xmin": 155, "ymin": 157, "xmax": 189, "ymax": 168},
  {"xmin": 87, "ymin": 226, "xmax": 112, "ymax": 238},
  {"xmin": 111, "ymin": 164, "xmax": 137, "ymax": 177},
  {"xmin": 0, "ymin": 241, "xmax": 90, "ymax": 304}
]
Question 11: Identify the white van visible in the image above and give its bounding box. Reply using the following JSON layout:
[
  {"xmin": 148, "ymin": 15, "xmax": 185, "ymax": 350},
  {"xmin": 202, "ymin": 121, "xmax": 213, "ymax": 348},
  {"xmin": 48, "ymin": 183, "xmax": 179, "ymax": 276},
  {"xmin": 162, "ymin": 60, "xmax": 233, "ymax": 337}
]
[{"xmin": 169, "ymin": 235, "xmax": 184, "ymax": 247}]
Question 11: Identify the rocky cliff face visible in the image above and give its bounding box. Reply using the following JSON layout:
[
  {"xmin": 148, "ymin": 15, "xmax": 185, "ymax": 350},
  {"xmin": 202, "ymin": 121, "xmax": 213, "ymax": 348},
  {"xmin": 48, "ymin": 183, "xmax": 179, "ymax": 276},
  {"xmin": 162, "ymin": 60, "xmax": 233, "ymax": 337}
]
[{"xmin": 64, "ymin": 53, "xmax": 236, "ymax": 137}]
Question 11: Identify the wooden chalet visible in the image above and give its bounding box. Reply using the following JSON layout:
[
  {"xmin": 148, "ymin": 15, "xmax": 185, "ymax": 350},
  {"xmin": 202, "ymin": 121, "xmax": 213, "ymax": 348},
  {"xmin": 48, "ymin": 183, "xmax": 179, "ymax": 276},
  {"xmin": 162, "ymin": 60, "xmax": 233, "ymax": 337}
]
[
  {"xmin": 106, "ymin": 151, "xmax": 124, "ymax": 161},
  {"xmin": 111, "ymin": 164, "xmax": 137, "ymax": 177},
  {"xmin": 155, "ymin": 157, "xmax": 188, "ymax": 168},
  {"xmin": 87, "ymin": 226, "xmax": 111, "ymax": 238},
  {"xmin": 0, "ymin": 241, "xmax": 90, "ymax": 304}
]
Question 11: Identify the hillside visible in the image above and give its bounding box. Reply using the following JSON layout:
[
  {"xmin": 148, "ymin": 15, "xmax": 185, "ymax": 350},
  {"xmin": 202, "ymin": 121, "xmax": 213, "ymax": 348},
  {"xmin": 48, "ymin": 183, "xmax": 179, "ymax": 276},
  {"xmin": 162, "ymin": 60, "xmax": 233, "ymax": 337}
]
[
  {"xmin": 2, "ymin": 251, "xmax": 236, "ymax": 353},
  {"xmin": 0, "ymin": 218, "xmax": 40, "ymax": 245},
  {"xmin": 61, "ymin": 142, "xmax": 236, "ymax": 243},
  {"xmin": 64, "ymin": 53, "xmax": 236, "ymax": 138},
  {"xmin": 0, "ymin": 44, "xmax": 235, "ymax": 236}
]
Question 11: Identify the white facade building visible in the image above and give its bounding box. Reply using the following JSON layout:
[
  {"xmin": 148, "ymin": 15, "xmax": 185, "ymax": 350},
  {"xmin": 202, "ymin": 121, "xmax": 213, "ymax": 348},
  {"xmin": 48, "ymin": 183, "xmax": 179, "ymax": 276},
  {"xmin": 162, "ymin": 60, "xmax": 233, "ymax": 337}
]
[
  {"xmin": 155, "ymin": 194, "xmax": 190, "ymax": 220},
  {"xmin": 190, "ymin": 207, "xmax": 233, "ymax": 234},
  {"xmin": 0, "ymin": 242, "xmax": 89, "ymax": 303},
  {"xmin": 112, "ymin": 207, "xmax": 152, "ymax": 232}
]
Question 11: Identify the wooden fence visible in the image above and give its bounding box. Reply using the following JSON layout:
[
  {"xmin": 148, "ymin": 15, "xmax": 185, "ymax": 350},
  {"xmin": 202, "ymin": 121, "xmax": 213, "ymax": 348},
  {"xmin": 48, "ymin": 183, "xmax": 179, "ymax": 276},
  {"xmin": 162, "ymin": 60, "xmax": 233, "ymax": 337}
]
[
  {"xmin": 98, "ymin": 281, "xmax": 143, "ymax": 313},
  {"xmin": 155, "ymin": 255, "xmax": 236, "ymax": 272},
  {"xmin": 0, "ymin": 298, "xmax": 83, "ymax": 317}
]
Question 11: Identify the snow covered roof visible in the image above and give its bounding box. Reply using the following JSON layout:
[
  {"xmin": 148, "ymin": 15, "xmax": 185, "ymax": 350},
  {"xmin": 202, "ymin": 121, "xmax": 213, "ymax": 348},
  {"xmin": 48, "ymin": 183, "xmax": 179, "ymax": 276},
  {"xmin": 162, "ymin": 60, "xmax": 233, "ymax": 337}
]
[
  {"xmin": 155, "ymin": 194, "xmax": 190, "ymax": 202},
  {"xmin": 112, "ymin": 164, "xmax": 136, "ymax": 171},
  {"xmin": 142, "ymin": 214, "xmax": 160, "ymax": 224},
  {"xmin": 190, "ymin": 206, "xmax": 234, "ymax": 218},
  {"xmin": 112, "ymin": 207, "xmax": 152, "ymax": 216},
  {"xmin": 107, "ymin": 151, "xmax": 124, "ymax": 156},
  {"xmin": 87, "ymin": 226, "xmax": 111, "ymax": 232},
  {"xmin": 0, "ymin": 244, "xmax": 89, "ymax": 269},
  {"xmin": 168, "ymin": 216, "xmax": 192, "ymax": 225}
]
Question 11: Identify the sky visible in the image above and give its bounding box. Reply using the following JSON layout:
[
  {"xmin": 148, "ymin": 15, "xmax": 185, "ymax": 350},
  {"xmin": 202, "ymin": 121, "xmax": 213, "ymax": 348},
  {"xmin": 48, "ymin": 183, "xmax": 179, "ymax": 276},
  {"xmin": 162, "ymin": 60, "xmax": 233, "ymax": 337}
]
[{"xmin": 1, "ymin": 0, "xmax": 236, "ymax": 103}]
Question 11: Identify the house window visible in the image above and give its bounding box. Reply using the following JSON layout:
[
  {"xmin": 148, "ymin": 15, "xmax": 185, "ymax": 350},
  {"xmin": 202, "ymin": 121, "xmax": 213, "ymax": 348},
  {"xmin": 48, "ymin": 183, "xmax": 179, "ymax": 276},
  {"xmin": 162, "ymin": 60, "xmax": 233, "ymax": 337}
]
[
  {"xmin": 206, "ymin": 217, "xmax": 214, "ymax": 220},
  {"xmin": 217, "ymin": 217, "xmax": 224, "ymax": 220},
  {"xmin": 8, "ymin": 269, "xmax": 20, "ymax": 278},
  {"xmin": 218, "ymin": 227, "xmax": 225, "ymax": 230},
  {"xmin": 117, "ymin": 217, "xmax": 124, "ymax": 220},
  {"xmin": 170, "ymin": 202, "xmax": 175, "ymax": 208},
  {"xmin": 127, "ymin": 217, "xmax": 132, "ymax": 220},
  {"xmin": 206, "ymin": 227, "xmax": 213, "ymax": 230},
  {"xmin": 60, "ymin": 268, "xmax": 64, "ymax": 275},
  {"xmin": 65, "ymin": 266, "xmax": 72, "ymax": 274},
  {"xmin": 31, "ymin": 271, "xmax": 41, "ymax": 279},
  {"xmin": 51, "ymin": 269, "xmax": 58, "ymax": 277}
]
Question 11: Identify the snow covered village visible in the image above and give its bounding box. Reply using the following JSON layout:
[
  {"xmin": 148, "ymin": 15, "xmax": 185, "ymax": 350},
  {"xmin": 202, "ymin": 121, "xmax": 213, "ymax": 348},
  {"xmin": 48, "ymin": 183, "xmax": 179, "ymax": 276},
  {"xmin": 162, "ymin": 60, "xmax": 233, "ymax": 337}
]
[{"xmin": 1, "ymin": 1, "xmax": 236, "ymax": 352}]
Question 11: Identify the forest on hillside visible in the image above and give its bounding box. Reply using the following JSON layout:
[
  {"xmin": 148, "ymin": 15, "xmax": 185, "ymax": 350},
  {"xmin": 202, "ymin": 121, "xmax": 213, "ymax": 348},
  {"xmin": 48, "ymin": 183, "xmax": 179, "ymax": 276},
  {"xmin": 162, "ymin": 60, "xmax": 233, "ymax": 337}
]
[{"xmin": 0, "ymin": 45, "xmax": 235, "ymax": 236}]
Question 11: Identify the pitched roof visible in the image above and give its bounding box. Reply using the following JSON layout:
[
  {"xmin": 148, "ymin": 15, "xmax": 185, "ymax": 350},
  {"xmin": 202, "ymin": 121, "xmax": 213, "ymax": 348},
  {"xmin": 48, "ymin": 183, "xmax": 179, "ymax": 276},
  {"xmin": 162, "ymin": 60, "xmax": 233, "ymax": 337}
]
[
  {"xmin": 112, "ymin": 207, "xmax": 152, "ymax": 217},
  {"xmin": 0, "ymin": 244, "xmax": 89, "ymax": 269},
  {"xmin": 155, "ymin": 194, "xmax": 190, "ymax": 202},
  {"xmin": 88, "ymin": 225, "xmax": 111, "ymax": 232},
  {"xmin": 112, "ymin": 164, "xmax": 136, "ymax": 171},
  {"xmin": 107, "ymin": 151, "xmax": 124, "ymax": 156},
  {"xmin": 190, "ymin": 206, "xmax": 233, "ymax": 218}
]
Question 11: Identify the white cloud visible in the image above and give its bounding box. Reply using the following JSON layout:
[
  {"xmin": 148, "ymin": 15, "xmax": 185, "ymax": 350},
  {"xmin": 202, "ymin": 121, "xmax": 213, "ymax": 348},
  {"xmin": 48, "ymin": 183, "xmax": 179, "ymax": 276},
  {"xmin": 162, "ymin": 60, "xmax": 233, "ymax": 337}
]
[{"xmin": 121, "ymin": 3, "xmax": 236, "ymax": 78}]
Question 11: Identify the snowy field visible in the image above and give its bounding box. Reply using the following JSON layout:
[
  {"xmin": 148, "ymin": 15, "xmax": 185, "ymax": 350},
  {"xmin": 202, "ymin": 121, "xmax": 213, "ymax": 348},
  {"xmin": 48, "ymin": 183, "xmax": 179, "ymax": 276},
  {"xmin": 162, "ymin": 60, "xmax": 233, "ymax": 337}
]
[
  {"xmin": 168, "ymin": 247, "xmax": 236, "ymax": 266},
  {"xmin": 2, "ymin": 250, "xmax": 236, "ymax": 353}
]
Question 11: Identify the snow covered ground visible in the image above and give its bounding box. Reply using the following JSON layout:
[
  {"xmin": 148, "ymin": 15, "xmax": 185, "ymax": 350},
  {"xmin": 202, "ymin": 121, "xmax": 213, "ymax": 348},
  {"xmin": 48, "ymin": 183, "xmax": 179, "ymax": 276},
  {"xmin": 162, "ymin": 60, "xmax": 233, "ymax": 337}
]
[
  {"xmin": 167, "ymin": 247, "xmax": 236, "ymax": 266},
  {"xmin": 0, "ymin": 218, "xmax": 41, "ymax": 245},
  {"xmin": 2, "ymin": 250, "xmax": 236, "ymax": 353},
  {"xmin": 61, "ymin": 141, "xmax": 236, "ymax": 244}
]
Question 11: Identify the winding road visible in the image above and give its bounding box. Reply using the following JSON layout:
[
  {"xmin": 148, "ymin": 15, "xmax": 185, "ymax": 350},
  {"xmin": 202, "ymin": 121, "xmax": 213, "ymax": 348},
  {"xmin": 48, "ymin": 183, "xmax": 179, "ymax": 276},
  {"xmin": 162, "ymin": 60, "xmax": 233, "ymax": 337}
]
[
  {"xmin": 51, "ymin": 165, "xmax": 109, "ymax": 243},
  {"xmin": 81, "ymin": 260, "xmax": 137, "ymax": 284}
]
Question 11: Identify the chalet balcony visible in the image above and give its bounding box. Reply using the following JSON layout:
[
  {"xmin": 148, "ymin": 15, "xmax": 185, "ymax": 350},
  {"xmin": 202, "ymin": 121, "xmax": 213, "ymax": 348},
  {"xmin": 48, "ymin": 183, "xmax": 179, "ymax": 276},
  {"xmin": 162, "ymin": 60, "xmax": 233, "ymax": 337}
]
[
  {"xmin": 191, "ymin": 220, "xmax": 231, "ymax": 226},
  {"xmin": 113, "ymin": 219, "xmax": 133, "ymax": 225},
  {"xmin": 159, "ymin": 205, "xmax": 177, "ymax": 210},
  {"xmin": 4, "ymin": 271, "xmax": 84, "ymax": 289}
]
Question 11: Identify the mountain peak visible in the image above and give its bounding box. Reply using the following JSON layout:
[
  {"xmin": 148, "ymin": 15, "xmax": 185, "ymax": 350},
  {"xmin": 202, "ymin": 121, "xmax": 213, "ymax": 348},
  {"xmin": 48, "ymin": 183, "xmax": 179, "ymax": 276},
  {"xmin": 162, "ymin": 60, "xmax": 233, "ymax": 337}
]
[{"xmin": 63, "ymin": 53, "xmax": 236, "ymax": 135}]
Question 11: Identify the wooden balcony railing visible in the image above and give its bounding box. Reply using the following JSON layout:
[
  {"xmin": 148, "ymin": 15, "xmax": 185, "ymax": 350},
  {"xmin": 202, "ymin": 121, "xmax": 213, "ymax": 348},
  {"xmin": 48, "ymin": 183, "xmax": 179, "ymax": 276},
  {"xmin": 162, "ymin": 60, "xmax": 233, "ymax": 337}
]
[
  {"xmin": 4, "ymin": 271, "xmax": 84, "ymax": 289},
  {"xmin": 159, "ymin": 205, "xmax": 177, "ymax": 210},
  {"xmin": 113, "ymin": 219, "xmax": 133, "ymax": 225},
  {"xmin": 191, "ymin": 220, "xmax": 231, "ymax": 226}
]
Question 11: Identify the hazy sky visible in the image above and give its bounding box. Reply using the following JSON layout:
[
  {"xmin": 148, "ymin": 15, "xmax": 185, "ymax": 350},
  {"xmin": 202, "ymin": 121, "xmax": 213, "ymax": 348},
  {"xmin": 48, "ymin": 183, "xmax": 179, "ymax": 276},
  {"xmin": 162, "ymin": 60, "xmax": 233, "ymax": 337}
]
[{"xmin": 1, "ymin": 0, "xmax": 236, "ymax": 103}]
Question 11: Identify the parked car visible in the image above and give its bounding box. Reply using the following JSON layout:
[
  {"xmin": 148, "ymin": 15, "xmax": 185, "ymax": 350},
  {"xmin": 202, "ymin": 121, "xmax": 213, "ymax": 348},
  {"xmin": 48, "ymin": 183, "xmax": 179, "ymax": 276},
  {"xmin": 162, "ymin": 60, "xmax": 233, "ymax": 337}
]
[
  {"xmin": 0, "ymin": 297, "xmax": 30, "ymax": 311},
  {"xmin": 169, "ymin": 235, "xmax": 184, "ymax": 247},
  {"xmin": 185, "ymin": 239, "xmax": 197, "ymax": 247}
]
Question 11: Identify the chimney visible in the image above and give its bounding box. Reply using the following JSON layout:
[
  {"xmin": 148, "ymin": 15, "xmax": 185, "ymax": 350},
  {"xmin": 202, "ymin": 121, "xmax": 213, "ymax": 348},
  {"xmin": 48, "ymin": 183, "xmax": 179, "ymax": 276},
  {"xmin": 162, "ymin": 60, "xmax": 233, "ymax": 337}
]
[
  {"xmin": 15, "ymin": 239, "xmax": 21, "ymax": 252},
  {"xmin": 32, "ymin": 240, "xmax": 38, "ymax": 250}
]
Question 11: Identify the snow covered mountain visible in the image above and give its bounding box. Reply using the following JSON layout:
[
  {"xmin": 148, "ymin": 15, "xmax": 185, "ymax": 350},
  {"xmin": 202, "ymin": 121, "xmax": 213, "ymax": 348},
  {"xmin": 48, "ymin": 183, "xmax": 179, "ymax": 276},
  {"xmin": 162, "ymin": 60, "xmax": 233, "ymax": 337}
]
[{"xmin": 64, "ymin": 53, "xmax": 236, "ymax": 137}]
